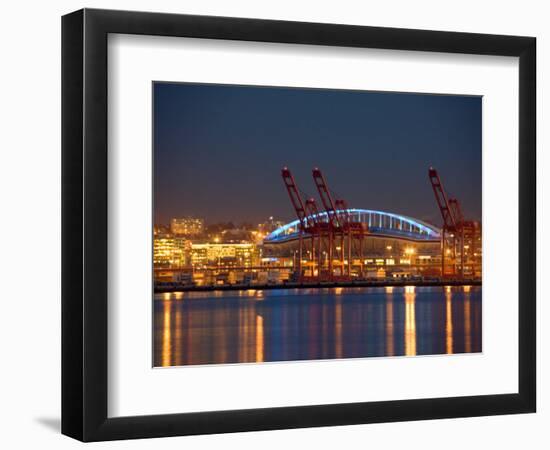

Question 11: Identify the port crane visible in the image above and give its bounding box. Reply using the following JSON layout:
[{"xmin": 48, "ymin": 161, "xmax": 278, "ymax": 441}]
[
  {"xmin": 281, "ymin": 167, "xmax": 367, "ymax": 281},
  {"xmin": 428, "ymin": 167, "xmax": 468, "ymax": 277},
  {"xmin": 281, "ymin": 167, "xmax": 309, "ymax": 280},
  {"xmin": 312, "ymin": 169, "xmax": 367, "ymax": 278},
  {"xmin": 312, "ymin": 168, "xmax": 344, "ymax": 278},
  {"xmin": 282, "ymin": 167, "xmax": 332, "ymax": 280}
]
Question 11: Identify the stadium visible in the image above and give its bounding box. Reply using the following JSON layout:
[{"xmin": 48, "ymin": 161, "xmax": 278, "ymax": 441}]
[{"xmin": 262, "ymin": 208, "xmax": 444, "ymax": 279}]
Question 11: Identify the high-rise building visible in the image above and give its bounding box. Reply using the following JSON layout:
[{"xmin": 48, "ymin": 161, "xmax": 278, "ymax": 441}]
[{"xmin": 170, "ymin": 217, "xmax": 204, "ymax": 236}]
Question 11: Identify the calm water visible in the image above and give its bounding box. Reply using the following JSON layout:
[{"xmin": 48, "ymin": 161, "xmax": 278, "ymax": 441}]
[{"xmin": 154, "ymin": 286, "xmax": 481, "ymax": 367}]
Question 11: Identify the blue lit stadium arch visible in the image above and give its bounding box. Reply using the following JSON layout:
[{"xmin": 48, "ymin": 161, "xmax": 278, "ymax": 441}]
[{"xmin": 264, "ymin": 208, "xmax": 441, "ymax": 244}]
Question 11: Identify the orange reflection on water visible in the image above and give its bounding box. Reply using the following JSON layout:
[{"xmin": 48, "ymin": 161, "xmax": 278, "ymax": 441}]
[
  {"xmin": 161, "ymin": 300, "xmax": 171, "ymax": 367},
  {"xmin": 446, "ymin": 289, "xmax": 453, "ymax": 354},
  {"xmin": 256, "ymin": 315, "xmax": 264, "ymax": 362},
  {"xmin": 238, "ymin": 308, "xmax": 252, "ymax": 362},
  {"xmin": 404, "ymin": 287, "xmax": 416, "ymax": 356}
]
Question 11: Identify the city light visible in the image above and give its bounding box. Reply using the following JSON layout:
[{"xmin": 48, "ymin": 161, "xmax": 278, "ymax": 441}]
[{"xmin": 154, "ymin": 204, "xmax": 481, "ymax": 290}]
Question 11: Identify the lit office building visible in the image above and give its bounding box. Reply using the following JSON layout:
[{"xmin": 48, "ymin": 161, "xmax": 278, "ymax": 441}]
[
  {"xmin": 153, "ymin": 237, "xmax": 190, "ymax": 268},
  {"xmin": 191, "ymin": 243, "xmax": 258, "ymax": 268},
  {"xmin": 170, "ymin": 217, "xmax": 204, "ymax": 236}
]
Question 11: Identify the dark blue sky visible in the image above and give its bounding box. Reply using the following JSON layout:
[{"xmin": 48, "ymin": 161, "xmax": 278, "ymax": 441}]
[{"xmin": 154, "ymin": 83, "xmax": 481, "ymax": 227}]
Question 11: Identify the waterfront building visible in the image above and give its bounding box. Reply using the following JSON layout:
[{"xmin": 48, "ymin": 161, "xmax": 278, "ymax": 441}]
[
  {"xmin": 461, "ymin": 220, "xmax": 482, "ymax": 277},
  {"xmin": 153, "ymin": 236, "xmax": 190, "ymax": 267},
  {"xmin": 155, "ymin": 269, "xmax": 193, "ymax": 284}
]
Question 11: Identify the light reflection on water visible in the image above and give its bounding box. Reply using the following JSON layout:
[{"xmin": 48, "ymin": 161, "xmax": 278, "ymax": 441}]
[
  {"xmin": 161, "ymin": 300, "xmax": 171, "ymax": 367},
  {"xmin": 404, "ymin": 287, "xmax": 416, "ymax": 356},
  {"xmin": 446, "ymin": 288, "xmax": 453, "ymax": 354},
  {"xmin": 154, "ymin": 286, "xmax": 482, "ymax": 367}
]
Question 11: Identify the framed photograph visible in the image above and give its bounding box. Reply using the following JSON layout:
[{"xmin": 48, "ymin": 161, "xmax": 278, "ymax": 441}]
[{"xmin": 62, "ymin": 8, "xmax": 536, "ymax": 441}]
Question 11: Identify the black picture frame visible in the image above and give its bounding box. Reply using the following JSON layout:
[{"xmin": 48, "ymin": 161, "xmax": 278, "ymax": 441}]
[{"xmin": 62, "ymin": 8, "xmax": 536, "ymax": 442}]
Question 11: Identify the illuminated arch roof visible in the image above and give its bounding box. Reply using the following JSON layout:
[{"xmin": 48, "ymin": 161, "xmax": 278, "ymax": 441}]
[{"xmin": 264, "ymin": 208, "xmax": 441, "ymax": 244}]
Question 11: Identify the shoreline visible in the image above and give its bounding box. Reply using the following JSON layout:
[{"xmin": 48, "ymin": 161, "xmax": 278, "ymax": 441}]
[{"xmin": 155, "ymin": 278, "xmax": 481, "ymax": 294}]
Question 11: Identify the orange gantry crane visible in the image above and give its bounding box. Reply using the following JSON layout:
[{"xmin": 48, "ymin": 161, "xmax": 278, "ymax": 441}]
[
  {"xmin": 428, "ymin": 166, "xmax": 482, "ymax": 278},
  {"xmin": 282, "ymin": 167, "xmax": 367, "ymax": 281},
  {"xmin": 281, "ymin": 167, "xmax": 309, "ymax": 280},
  {"xmin": 312, "ymin": 167, "xmax": 343, "ymax": 278}
]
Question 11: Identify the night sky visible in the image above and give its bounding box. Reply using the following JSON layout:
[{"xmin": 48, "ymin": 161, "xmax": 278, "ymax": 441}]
[{"xmin": 153, "ymin": 83, "xmax": 481, "ymax": 227}]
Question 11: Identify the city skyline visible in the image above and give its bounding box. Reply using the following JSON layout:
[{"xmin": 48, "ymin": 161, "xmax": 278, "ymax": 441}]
[
  {"xmin": 154, "ymin": 82, "xmax": 481, "ymax": 227},
  {"xmin": 152, "ymin": 82, "xmax": 483, "ymax": 368}
]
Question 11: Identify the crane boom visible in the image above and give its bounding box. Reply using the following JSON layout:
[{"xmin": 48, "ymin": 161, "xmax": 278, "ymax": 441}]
[
  {"xmin": 281, "ymin": 167, "xmax": 308, "ymax": 230},
  {"xmin": 448, "ymin": 198, "xmax": 464, "ymax": 226},
  {"xmin": 335, "ymin": 199, "xmax": 350, "ymax": 226},
  {"xmin": 312, "ymin": 168, "xmax": 341, "ymax": 229},
  {"xmin": 305, "ymin": 198, "xmax": 321, "ymax": 227},
  {"xmin": 428, "ymin": 167, "xmax": 457, "ymax": 230}
]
